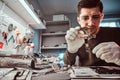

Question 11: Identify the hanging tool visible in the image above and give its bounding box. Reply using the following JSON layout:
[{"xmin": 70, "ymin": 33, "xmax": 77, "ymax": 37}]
[
  {"xmin": 7, "ymin": 35, "xmax": 15, "ymax": 43},
  {"xmin": 2, "ymin": 31, "xmax": 8, "ymax": 45}
]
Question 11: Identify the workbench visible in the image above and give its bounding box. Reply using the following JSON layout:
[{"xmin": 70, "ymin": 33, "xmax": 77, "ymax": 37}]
[
  {"xmin": 0, "ymin": 56, "xmax": 120, "ymax": 80},
  {"xmin": 0, "ymin": 65, "xmax": 120, "ymax": 80}
]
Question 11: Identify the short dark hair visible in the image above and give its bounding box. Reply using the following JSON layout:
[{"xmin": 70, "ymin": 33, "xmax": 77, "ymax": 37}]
[{"xmin": 77, "ymin": 0, "xmax": 103, "ymax": 16}]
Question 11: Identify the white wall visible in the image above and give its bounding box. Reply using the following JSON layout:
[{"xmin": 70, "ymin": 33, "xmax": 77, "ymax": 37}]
[{"xmin": 0, "ymin": 1, "xmax": 34, "ymax": 55}]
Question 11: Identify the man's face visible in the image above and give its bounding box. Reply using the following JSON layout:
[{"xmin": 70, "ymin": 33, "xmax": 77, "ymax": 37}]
[{"xmin": 77, "ymin": 7, "xmax": 104, "ymax": 34}]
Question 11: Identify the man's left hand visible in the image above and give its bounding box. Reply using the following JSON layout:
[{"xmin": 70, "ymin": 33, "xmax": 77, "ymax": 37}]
[{"xmin": 92, "ymin": 42, "xmax": 120, "ymax": 65}]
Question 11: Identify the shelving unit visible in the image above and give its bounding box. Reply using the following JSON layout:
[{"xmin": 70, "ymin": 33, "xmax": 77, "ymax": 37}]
[{"xmin": 40, "ymin": 20, "xmax": 70, "ymax": 56}]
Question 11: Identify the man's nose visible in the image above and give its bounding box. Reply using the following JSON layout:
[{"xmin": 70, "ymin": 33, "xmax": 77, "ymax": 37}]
[{"xmin": 88, "ymin": 19, "xmax": 95, "ymax": 26}]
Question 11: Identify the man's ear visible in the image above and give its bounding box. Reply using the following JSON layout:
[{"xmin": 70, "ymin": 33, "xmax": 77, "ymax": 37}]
[{"xmin": 100, "ymin": 13, "xmax": 104, "ymax": 21}]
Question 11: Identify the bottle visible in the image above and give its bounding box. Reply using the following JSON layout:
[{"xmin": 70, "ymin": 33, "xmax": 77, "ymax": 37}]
[{"xmin": 29, "ymin": 43, "xmax": 34, "ymax": 56}]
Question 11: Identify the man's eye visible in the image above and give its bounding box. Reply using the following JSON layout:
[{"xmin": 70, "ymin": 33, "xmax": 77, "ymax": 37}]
[
  {"xmin": 92, "ymin": 15, "xmax": 100, "ymax": 19},
  {"xmin": 83, "ymin": 16, "xmax": 89, "ymax": 21}
]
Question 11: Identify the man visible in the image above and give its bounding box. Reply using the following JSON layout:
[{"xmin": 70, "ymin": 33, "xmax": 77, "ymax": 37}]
[{"xmin": 63, "ymin": 0, "xmax": 120, "ymax": 66}]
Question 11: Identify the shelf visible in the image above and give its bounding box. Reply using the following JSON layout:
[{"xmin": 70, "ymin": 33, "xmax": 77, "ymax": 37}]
[
  {"xmin": 46, "ymin": 20, "xmax": 69, "ymax": 26},
  {"xmin": 41, "ymin": 47, "xmax": 67, "ymax": 49},
  {"xmin": 42, "ymin": 32, "xmax": 66, "ymax": 36}
]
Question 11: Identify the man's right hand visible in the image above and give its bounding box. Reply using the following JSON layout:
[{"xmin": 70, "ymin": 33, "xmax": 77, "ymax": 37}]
[{"xmin": 65, "ymin": 26, "xmax": 87, "ymax": 53}]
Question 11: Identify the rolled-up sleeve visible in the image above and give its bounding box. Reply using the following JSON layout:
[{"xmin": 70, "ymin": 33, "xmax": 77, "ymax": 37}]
[{"xmin": 63, "ymin": 50, "xmax": 77, "ymax": 66}]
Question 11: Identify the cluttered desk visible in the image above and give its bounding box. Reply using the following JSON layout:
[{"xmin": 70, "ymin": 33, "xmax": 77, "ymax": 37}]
[{"xmin": 0, "ymin": 56, "xmax": 120, "ymax": 80}]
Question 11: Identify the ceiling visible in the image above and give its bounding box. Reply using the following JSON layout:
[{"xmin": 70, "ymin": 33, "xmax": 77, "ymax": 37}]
[
  {"xmin": 2, "ymin": 0, "xmax": 120, "ymax": 29},
  {"xmin": 29, "ymin": 0, "xmax": 120, "ymax": 16}
]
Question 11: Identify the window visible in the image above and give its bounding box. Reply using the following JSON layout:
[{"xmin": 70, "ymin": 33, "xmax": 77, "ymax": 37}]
[{"xmin": 100, "ymin": 21, "xmax": 120, "ymax": 27}]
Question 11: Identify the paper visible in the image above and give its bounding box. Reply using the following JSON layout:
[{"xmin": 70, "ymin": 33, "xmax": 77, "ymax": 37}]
[{"xmin": 72, "ymin": 67, "xmax": 99, "ymax": 77}]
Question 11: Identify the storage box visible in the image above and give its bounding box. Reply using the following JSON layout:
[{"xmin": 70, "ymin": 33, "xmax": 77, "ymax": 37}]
[{"xmin": 53, "ymin": 14, "xmax": 68, "ymax": 21}]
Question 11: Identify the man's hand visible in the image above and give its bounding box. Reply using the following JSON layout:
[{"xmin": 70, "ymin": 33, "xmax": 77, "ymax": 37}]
[
  {"xmin": 92, "ymin": 42, "xmax": 120, "ymax": 65},
  {"xmin": 65, "ymin": 26, "xmax": 87, "ymax": 53}
]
